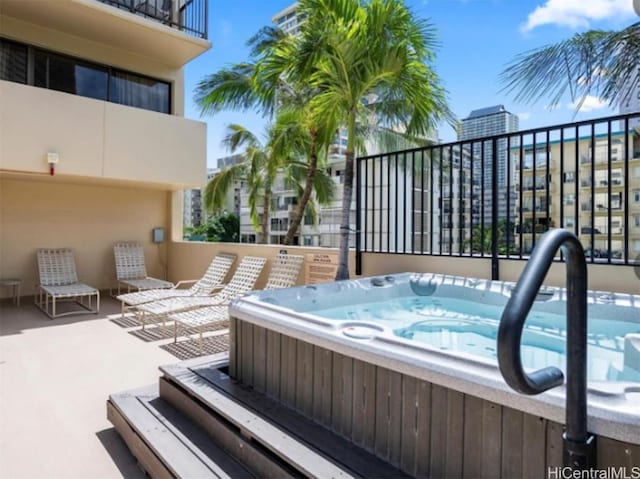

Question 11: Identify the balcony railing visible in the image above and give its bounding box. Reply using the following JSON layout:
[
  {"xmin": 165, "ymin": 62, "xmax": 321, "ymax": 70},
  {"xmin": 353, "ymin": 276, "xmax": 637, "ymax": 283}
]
[
  {"xmin": 355, "ymin": 111, "xmax": 640, "ymax": 275},
  {"xmin": 98, "ymin": 0, "xmax": 208, "ymax": 39}
]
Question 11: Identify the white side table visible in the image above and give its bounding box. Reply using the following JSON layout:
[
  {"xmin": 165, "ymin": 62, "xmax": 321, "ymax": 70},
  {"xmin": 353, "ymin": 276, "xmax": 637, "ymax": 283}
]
[{"xmin": 0, "ymin": 279, "xmax": 22, "ymax": 307}]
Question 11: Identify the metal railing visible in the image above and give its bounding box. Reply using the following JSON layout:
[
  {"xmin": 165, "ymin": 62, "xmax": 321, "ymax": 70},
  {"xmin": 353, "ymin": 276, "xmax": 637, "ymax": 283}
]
[
  {"xmin": 355, "ymin": 112, "xmax": 640, "ymax": 276},
  {"xmin": 497, "ymin": 229, "xmax": 596, "ymax": 470},
  {"xmin": 98, "ymin": 0, "xmax": 208, "ymax": 39}
]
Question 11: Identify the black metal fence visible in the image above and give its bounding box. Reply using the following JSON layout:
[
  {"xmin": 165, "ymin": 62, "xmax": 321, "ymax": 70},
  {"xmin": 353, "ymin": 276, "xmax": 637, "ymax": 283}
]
[
  {"xmin": 355, "ymin": 112, "xmax": 640, "ymax": 277},
  {"xmin": 98, "ymin": 0, "xmax": 208, "ymax": 39}
]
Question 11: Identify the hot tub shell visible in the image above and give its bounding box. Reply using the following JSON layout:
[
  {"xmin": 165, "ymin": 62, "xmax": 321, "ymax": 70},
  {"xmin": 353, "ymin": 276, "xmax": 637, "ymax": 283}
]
[{"xmin": 228, "ymin": 273, "xmax": 640, "ymax": 478}]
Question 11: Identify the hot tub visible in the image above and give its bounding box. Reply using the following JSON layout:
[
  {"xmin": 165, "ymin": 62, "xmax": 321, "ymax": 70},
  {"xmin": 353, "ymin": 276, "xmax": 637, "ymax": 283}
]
[{"xmin": 228, "ymin": 273, "xmax": 640, "ymax": 477}]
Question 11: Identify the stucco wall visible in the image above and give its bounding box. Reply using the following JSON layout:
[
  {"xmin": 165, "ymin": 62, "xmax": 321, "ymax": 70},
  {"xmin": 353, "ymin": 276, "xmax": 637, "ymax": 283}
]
[
  {"xmin": 168, "ymin": 242, "xmax": 357, "ymax": 290},
  {"xmin": 0, "ymin": 177, "xmax": 171, "ymax": 297},
  {"xmin": 0, "ymin": 81, "xmax": 206, "ymax": 188}
]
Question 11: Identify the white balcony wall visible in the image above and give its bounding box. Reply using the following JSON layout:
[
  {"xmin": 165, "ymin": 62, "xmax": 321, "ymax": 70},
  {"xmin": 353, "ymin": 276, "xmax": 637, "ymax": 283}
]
[{"xmin": 0, "ymin": 82, "xmax": 206, "ymax": 189}]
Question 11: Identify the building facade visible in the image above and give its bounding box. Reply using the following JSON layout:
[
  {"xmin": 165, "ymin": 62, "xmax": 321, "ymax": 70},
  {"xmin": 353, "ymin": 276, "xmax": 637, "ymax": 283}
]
[
  {"xmin": 0, "ymin": 0, "xmax": 210, "ymax": 294},
  {"xmin": 458, "ymin": 105, "xmax": 520, "ymax": 226},
  {"xmin": 513, "ymin": 131, "xmax": 640, "ymax": 257}
]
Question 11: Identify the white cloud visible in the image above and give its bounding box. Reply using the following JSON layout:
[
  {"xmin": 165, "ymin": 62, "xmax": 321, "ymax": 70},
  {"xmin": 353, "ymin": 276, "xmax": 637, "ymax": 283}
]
[
  {"xmin": 517, "ymin": 112, "xmax": 531, "ymax": 121},
  {"xmin": 522, "ymin": 0, "xmax": 635, "ymax": 32},
  {"xmin": 567, "ymin": 95, "xmax": 608, "ymax": 112}
]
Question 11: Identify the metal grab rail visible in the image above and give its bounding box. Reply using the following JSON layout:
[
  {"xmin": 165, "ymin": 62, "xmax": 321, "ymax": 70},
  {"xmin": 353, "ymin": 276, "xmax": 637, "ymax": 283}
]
[{"xmin": 497, "ymin": 229, "xmax": 596, "ymax": 470}]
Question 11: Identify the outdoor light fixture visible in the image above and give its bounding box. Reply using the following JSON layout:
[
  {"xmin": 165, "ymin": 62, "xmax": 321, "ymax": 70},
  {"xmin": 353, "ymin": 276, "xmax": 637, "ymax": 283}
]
[
  {"xmin": 635, "ymin": 0, "xmax": 640, "ymax": 16},
  {"xmin": 46, "ymin": 151, "xmax": 59, "ymax": 176}
]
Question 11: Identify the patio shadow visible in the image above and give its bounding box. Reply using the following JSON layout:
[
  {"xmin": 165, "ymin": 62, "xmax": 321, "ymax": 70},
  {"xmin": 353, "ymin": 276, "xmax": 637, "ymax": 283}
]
[{"xmin": 96, "ymin": 428, "xmax": 146, "ymax": 479}]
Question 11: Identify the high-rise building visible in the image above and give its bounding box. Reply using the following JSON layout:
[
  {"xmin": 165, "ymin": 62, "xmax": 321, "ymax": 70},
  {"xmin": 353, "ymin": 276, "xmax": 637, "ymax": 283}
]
[
  {"xmin": 458, "ymin": 105, "xmax": 519, "ymax": 225},
  {"xmin": 272, "ymin": 3, "xmax": 305, "ymax": 36},
  {"xmin": 183, "ymin": 168, "xmax": 221, "ymax": 233},
  {"xmin": 513, "ymin": 131, "xmax": 640, "ymax": 257}
]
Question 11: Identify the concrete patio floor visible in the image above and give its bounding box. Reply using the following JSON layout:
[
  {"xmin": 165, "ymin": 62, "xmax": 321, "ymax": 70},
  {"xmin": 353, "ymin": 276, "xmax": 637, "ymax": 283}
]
[{"xmin": 0, "ymin": 296, "xmax": 189, "ymax": 479}]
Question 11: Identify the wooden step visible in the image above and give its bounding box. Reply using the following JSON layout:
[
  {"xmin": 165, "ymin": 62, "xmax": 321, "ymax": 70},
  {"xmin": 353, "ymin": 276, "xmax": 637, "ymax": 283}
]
[
  {"xmin": 160, "ymin": 360, "xmax": 410, "ymax": 479},
  {"xmin": 108, "ymin": 385, "xmax": 255, "ymax": 479}
]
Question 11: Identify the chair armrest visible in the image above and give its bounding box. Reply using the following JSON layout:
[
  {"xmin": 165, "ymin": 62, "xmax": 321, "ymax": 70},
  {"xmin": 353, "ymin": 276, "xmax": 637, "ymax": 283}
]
[{"xmin": 173, "ymin": 279, "xmax": 199, "ymax": 289}]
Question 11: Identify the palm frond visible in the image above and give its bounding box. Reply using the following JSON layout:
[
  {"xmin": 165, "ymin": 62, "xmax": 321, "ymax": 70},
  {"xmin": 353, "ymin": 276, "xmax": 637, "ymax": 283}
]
[
  {"xmin": 500, "ymin": 22, "xmax": 640, "ymax": 110},
  {"xmin": 203, "ymin": 163, "xmax": 246, "ymax": 213},
  {"xmin": 194, "ymin": 63, "xmax": 260, "ymax": 115},
  {"xmin": 222, "ymin": 124, "xmax": 261, "ymax": 153}
]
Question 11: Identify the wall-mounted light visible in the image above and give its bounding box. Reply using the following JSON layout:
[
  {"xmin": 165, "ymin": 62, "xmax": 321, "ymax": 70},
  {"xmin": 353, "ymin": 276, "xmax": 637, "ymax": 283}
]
[{"xmin": 46, "ymin": 152, "xmax": 59, "ymax": 176}]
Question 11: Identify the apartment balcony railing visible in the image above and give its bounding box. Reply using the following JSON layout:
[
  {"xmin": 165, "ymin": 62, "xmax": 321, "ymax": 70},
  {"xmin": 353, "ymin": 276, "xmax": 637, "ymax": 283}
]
[
  {"xmin": 98, "ymin": 0, "xmax": 207, "ymax": 39},
  {"xmin": 355, "ymin": 111, "xmax": 640, "ymax": 276}
]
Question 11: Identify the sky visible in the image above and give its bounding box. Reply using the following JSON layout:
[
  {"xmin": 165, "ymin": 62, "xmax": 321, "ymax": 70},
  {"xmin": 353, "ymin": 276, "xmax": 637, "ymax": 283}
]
[{"xmin": 183, "ymin": 0, "xmax": 639, "ymax": 168}]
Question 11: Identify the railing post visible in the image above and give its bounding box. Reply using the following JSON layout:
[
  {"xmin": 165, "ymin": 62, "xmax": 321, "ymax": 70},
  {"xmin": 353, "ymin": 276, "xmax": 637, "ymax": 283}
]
[
  {"xmin": 491, "ymin": 137, "xmax": 500, "ymax": 280},
  {"xmin": 355, "ymin": 156, "xmax": 362, "ymax": 276},
  {"xmin": 497, "ymin": 229, "xmax": 596, "ymax": 471},
  {"xmin": 203, "ymin": 0, "xmax": 208, "ymax": 39}
]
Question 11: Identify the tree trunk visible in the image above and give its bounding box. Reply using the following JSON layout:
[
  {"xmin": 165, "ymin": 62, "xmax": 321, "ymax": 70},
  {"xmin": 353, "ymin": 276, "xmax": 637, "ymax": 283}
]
[
  {"xmin": 260, "ymin": 189, "xmax": 271, "ymax": 244},
  {"xmin": 283, "ymin": 132, "xmax": 318, "ymax": 246},
  {"xmin": 336, "ymin": 113, "xmax": 357, "ymax": 280}
]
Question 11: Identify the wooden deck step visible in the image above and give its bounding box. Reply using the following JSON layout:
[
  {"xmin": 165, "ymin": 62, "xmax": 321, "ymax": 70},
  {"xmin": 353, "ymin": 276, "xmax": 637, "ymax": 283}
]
[
  {"xmin": 160, "ymin": 360, "xmax": 410, "ymax": 479},
  {"xmin": 107, "ymin": 385, "xmax": 255, "ymax": 479}
]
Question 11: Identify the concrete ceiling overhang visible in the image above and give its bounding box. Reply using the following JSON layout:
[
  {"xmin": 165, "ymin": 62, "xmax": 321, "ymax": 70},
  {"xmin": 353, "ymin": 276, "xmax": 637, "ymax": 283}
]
[{"xmin": 0, "ymin": 0, "xmax": 211, "ymax": 67}]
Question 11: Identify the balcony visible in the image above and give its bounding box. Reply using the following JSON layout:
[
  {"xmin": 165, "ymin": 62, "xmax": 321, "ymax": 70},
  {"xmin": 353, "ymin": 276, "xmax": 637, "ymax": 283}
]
[
  {"xmin": 98, "ymin": 0, "xmax": 207, "ymax": 39},
  {"xmin": 0, "ymin": 81, "xmax": 206, "ymax": 189},
  {"xmin": 0, "ymin": 0, "xmax": 210, "ymax": 67}
]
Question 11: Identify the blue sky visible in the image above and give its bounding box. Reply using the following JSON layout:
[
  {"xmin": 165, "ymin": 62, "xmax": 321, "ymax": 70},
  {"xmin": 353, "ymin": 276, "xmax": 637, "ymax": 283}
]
[{"xmin": 183, "ymin": 0, "xmax": 638, "ymax": 168}]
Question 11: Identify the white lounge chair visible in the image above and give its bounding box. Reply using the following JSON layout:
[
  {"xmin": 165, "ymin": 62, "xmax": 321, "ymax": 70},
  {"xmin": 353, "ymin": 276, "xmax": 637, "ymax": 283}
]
[
  {"xmin": 116, "ymin": 253, "xmax": 236, "ymax": 318},
  {"xmin": 135, "ymin": 255, "xmax": 268, "ymax": 329},
  {"xmin": 113, "ymin": 242, "xmax": 173, "ymax": 295},
  {"xmin": 35, "ymin": 248, "xmax": 100, "ymax": 319},
  {"xmin": 169, "ymin": 253, "xmax": 304, "ymax": 350}
]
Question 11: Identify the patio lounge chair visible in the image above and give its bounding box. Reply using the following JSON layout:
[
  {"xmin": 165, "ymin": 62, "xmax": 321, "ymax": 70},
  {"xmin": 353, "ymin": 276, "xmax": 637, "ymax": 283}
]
[
  {"xmin": 135, "ymin": 255, "xmax": 268, "ymax": 329},
  {"xmin": 168, "ymin": 253, "xmax": 304, "ymax": 350},
  {"xmin": 35, "ymin": 248, "xmax": 100, "ymax": 319},
  {"xmin": 113, "ymin": 242, "xmax": 173, "ymax": 295},
  {"xmin": 116, "ymin": 253, "xmax": 236, "ymax": 318}
]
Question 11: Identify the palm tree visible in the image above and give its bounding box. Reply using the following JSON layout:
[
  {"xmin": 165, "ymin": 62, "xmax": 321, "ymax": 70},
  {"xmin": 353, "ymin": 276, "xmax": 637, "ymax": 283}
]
[
  {"xmin": 267, "ymin": 107, "xmax": 337, "ymax": 244},
  {"xmin": 203, "ymin": 124, "xmax": 281, "ymax": 244},
  {"xmin": 500, "ymin": 22, "xmax": 640, "ymax": 111},
  {"xmin": 195, "ymin": 27, "xmax": 336, "ymax": 246},
  {"xmin": 205, "ymin": 120, "xmax": 336, "ymax": 244},
  {"xmin": 291, "ymin": 0, "xmax": 453, "ymax": 280}
]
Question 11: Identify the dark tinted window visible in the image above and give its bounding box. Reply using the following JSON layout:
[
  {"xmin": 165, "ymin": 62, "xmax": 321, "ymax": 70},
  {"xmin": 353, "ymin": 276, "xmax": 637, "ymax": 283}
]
[
  {"xmin": 110, "ymin": 71, "xmax": 170, "ymax": 114},
  {"xmin": 34, "ymin": 50, "xmax": 108, "ymax": 101},
  {"xmin": 1, "ymin": 37, "xmax": 171, "ymax": 114},
  {"xmin": 0, "ymin": 39, "xmax": 27, "ymax": 84}
]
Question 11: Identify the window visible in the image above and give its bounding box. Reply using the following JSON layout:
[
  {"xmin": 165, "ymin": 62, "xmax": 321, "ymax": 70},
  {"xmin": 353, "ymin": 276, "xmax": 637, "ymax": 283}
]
[
  {"xmin": 0, "ymin": 37, "xmax": 170, "ymax": 114},
  {"xmin": 634, "ymin": 240, "xmax": 640, "ymax": 252},
  {"xmin": 564, "ymin": 194, "xmax": 575, "ymax": 205},
  {"xmin": 634, "ymin": 190, "xmax": 640, "ymax": 203},
  {"xmin": 0, "ymin": 39, "xmax": 27, "ymax": 83},
  {"xmin": 110, "ymin": 71, "xmax": 169, "ymax": 114},
  {"xmin": 634, "ymin": 215, "xmax": 640, "ymax": 227},
  {"xmin": 564, "ymin": 216, "xmax": 575, "ymax": 228},
  {"xmin": 34, "ymin": 50, "xmax": 108, "ymax": 101},
  {"xmin": 563, "ymin": 171, "xmax": 575, "ymax": 183}
]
